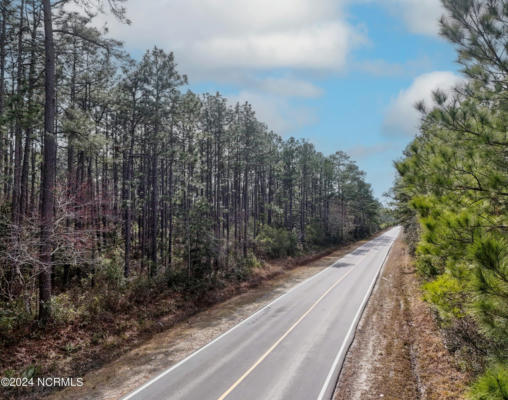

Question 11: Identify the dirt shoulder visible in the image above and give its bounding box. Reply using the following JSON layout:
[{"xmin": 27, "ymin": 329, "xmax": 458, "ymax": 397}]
[
  {"xmin": 333, "ymin": 234, "xmax": 470, "ymax": 400},
  {"xmin": 31, "ymin": 236, "xmax": 379, "ymax": 400}
]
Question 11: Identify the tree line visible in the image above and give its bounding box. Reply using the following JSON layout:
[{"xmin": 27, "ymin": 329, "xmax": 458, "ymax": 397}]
[
  {"xmin": 392, "ymin": 0, "xmax": 507, "ymax": 398},
  {"xmin": 0, "ymin": 0, "xmax": 382, "ymax": 333}
]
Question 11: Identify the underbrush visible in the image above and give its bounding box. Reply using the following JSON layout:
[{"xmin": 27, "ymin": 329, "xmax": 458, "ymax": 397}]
[
  {"xmin": 0, "ymin": 229, "xmax": 379, "ymax": 400},
  {"xmin": 255, "ymin": 225, "xmax": 299, "ymax": 258},
  {"xmin": 469, "ymin": 364, "xmax": 508, "ymax": 400}
]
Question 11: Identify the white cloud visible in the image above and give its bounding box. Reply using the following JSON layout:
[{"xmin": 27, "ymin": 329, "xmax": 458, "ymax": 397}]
[
  {"xmin": 92, "ymin": 0, "xmax": 364, "ymax": 74},
  {"xmin": 79, "ymin": 0, "xmax": 360, "ymax": 136},
  {"xmin": 184, "ymin": 22, "xmax": 360, "ymax": 71},
  {"xmin": 383, "ymin": 71, "xmax": 465, "ymax": 136},
  {"xmin": 227, "ymin": 91, "xmax": 317, "ymax": 135},
  {"xmin": 388, "ymin": 0, "xmax": 444, "ymax": 36},
  {"xmin": 79, "ymin": 0, "xmax": 447, "ymax": 139},
  {"xmin": 354, "ymin": 0, "xmax": 444, "ymax": 36}
]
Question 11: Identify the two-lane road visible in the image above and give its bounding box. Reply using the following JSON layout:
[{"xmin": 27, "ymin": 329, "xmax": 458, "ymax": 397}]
[{"xmin": 122, "ymin": 227, "xmax": 400, "ymax": 400}]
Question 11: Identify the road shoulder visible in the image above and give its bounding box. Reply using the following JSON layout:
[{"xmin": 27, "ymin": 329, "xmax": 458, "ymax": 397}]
[{"xmin": 333, "ymin": 235, "xmax": 470, "ymax": 400}]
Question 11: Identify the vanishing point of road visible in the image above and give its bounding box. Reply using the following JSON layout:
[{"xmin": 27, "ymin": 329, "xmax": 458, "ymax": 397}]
[{"xmin": 122, "ymin": 227, "xmax": 400, "ymax": 400}]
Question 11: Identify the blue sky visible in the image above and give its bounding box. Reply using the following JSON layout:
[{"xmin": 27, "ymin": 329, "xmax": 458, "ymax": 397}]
[{"xmin": 96, "ymin": 0, "xmax": 463, "ymax": 201}]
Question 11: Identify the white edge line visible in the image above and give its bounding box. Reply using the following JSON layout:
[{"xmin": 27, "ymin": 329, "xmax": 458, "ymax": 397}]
[
  {"xmin": 316, "ymin": 226, "xmax": 400, "ymax": 400},
  {"xmin": 121, "ymin": 233, "xmax": 386, "ymax": 400}
]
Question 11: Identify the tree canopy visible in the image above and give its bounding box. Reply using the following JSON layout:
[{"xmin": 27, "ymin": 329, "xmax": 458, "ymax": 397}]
[
  {"xmin": 393, "ymin": 1, "xmax": 507, "ymax": 397},
  {"xmin": 0, "ymin": 0, "xmax": 382, "ymax": 337}
]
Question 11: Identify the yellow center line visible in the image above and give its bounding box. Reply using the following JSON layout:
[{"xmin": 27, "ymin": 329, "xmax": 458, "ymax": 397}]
[{"xmin": 216, "ymin": 265, "xmax": 356, "ymax": 400}]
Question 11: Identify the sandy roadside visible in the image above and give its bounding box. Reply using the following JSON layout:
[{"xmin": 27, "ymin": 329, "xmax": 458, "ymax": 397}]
[{"xmin": 333, "ymin": 234, "xmax": 469, "ymax": 400}]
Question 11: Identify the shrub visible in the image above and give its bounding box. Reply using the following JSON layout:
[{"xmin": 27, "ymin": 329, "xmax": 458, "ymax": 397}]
[
  {"xmin": 0, "ymin": 298, "xmax": 33, "ymax": 339},
  {"xmin": 51, "ymin": 293, "xmax": 80, "ymax": 325},
  {"xmin": 255, "ymin": 225, "xmax": 298, "ymax": 259},
  {"xmin": 232, "ymin": 250, "xmax": 262, "ymax": 282},
  {"xmin": 306, "ymin": 222, "xmax": 327, "ymax": 246},
  {"xmin": 470, "ymin": 236, "xmax": 508, "ymax": 347},
  {"xmin": 99, "ymin": 249, "xmax": 126, "ymax": 291},
  {"xmin": 85, "ymin": 295, "xmax": 102, "ymax": 317},
  {"xmin": 422, "ymin": 273, "xmax": 468, "ymax": 322},
  {"xmin": 469, "ymin": 364, "xmax": 508, "ymax": 400}
]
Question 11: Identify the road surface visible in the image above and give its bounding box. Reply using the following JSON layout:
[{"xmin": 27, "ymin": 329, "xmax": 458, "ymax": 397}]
[{"xmin": 122, "ymin": 227, "xmax": 400, "ymax": 400}]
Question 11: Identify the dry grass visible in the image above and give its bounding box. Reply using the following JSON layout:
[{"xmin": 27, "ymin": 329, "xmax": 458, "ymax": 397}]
[{"xmin": 334, "ymin": 235, "xmax": 470, "ymax": 400}]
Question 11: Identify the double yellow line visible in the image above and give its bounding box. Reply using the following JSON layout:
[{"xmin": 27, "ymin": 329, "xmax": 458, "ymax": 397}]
[{"xmin": 217, "ymin": 266, "xmax": 356, "ymax": 400}]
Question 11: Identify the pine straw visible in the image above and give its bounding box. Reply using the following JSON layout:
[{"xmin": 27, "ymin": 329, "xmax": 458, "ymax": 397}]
[{"xmin": 334, "ymin": 235, "xmax": 470, "ymax": 400}]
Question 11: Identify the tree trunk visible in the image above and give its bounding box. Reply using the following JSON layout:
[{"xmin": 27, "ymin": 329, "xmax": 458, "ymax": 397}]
[
  {"xmin": 39, "ymin": 0, "xmax": 56, "ymax": 324},
  {"xmin": 12, "ymin": 0, "xmax": 25, "ymax": 222},
  {"xmin": 20, "ymin": 5, "xmax": 38, "ymax": 217},
  {"xmin": 150, "ymin": 148, "xmax": 158, "ymax": 276},
  {"xmin": 0, "ymin": 2, "xmax": 7, "ymax": 200}
]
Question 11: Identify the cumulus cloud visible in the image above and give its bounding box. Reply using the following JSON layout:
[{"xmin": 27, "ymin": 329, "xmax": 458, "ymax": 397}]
[
  {"xmin": 353, "ymin": 0, "xmax": 444, "ymax": 36},
  {"xmin": 184, "ymin": 22, "xmax": 359, "ymax": 71},
  {"xmin": 79, "ymin": 0, "xmax": 361, "ymax": 135},
  {"xmin": 92, "ymin": 0, "xmax": 364, "ymax": 75},
  {"xmin": 383, "ymin": 71, "xmax": 465, "ymax": 136},
  {"xmin": 388, "ymin": 0, "xmax": 444, "ymax": 36},
  {"xmin": 80, "ymin": 0, "xmax": 449, "ymax": 139}
]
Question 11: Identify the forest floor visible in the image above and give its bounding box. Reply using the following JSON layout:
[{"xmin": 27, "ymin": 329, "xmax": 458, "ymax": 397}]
[
  {"xmin": 333, "ymin": 234, "xmax": 470, "ymax": 400},
  {"xmin": 1, "ymin": 235, "xmax": 380, "ymax": 400}
]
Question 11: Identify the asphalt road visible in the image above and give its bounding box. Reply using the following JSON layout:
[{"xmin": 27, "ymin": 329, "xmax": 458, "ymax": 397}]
[{"xmin": 122, "ymin": 227, "xmax": 400, "ymax": 400}]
